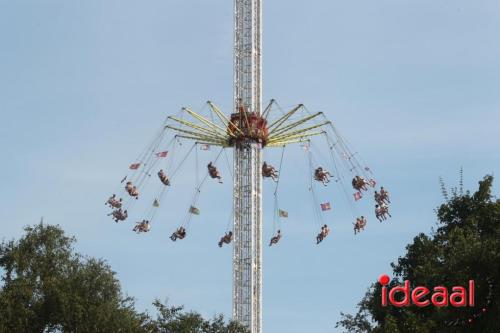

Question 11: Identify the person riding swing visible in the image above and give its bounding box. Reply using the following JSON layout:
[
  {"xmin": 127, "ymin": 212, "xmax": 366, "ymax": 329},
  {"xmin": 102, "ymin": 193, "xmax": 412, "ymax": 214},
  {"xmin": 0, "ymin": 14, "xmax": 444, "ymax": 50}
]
[
  {"xmin": 170, "ymin": 226, "xmax": 187, "ymax": 241},
  {"xmin": 353, "ymin": 221, "xmax": 361, "ymax": 235},
  {"xmin": 207, "ymin": 162, "xmax": 223, "ymax": 183},
  {"xmin": 133, "ymin": 220, "xmax": 150, "ymax": 233},
  {"xmin": 354, "ymin": 216, "xmax": 367, "ymax": 234},
  {"xmin": 269, "ymin": 230, "xmax": 282, "ymax": 246},
  {"xmin": 352, "ymin": 176, "xmax": 368, "ymax": 191},
  {"xmin": 375, "ymin": 204, "xmax": 392, "ymax": 222},
  {"xmin": 158, "ymin": 169, "xmax": 171, "ymax": 186},
  {"xmin": 379, "ymin": 187, "xmax": 390, "ymax": 204},
  {"xmin": 314, "ymin": 167, "xmax": 332, "ymax": 186},
  {"xmin": 125, "ymin": 181, "xmax": 139, "ymax": 199},
  {"xmin": 106, "ymin": 194, "xmax": 123, "ymax": 209},
  {"xmin": 262, "ymin": 162, "xmax": 279, "ymax": 181},
  {"xmin": 218, "ymin": 231, "xmax": 233, "ymax": 247},
  {"xmin": 316, "ymin": 224, "xmax": 330, "ymax": 244},
  {"xmin": 109, "ymin": 208, "xmax": 128, "ymax": 223}
]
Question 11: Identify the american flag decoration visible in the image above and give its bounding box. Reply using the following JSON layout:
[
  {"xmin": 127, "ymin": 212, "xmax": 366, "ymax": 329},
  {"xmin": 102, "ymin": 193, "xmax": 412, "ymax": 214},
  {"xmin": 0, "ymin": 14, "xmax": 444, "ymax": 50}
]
[
  {"xmin": 156, "ymin": 151, "xmax": 168, "ymax": 158},
  {"xmin": 200, "ymin": 144, "xmax": 210, "ymax": 151},
  {"xmin": 189, "ymin": 206, "xmax": 200, "ymax": 215},
  {"xmin": 278, "ymin": 209, "xmax": 288, "ymax": 218},
  {"xmin": 320, "ymin": 202, "xmax": 331, "ymax": 211},
  {"xmin": 354, "ymin": 192, "xmax": 363, "ymax": 201},
  {"xmin": 129, "ymin": 163, "xmax": 141, "ymax": 170},
  {"xmin": 301, "ymin": 143, "xmax": 310, "ymax": 151}
]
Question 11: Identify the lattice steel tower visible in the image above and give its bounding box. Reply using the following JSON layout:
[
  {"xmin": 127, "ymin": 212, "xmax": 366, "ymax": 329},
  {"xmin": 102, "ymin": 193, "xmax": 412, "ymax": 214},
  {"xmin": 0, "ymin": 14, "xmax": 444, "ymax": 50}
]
[
  {"xmin": 165, "ymin": 1, "xmax": 330, "ymax": 331},
  {"xmin": 232, "ymin": 0, "xmax": 262, "ymax": 332}
]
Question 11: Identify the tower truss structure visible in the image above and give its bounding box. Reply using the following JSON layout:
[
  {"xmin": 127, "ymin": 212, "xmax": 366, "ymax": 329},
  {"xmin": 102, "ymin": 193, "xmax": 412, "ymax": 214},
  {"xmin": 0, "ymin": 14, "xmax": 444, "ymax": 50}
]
[{"xmin": 164, "ymin": 1, "xmax": 330, "ymax": 332}]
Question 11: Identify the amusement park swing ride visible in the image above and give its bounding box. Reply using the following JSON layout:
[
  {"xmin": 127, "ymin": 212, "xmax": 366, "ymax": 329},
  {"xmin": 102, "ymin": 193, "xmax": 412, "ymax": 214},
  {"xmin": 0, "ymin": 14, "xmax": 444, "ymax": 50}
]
[{"xmin": 106, "ymin": 1, "xmax": 391, "ymax": 332}]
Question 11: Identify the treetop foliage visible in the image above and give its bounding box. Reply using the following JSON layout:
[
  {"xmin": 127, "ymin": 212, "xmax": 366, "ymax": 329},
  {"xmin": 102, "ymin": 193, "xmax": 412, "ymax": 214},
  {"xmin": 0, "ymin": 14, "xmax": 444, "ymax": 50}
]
[
  {"xmin": 0, "ymin": 223, "xmax": 248, "ymax": 333},
  {"xmin": 336, "ymin": 175, "xmax": 500, "ymax": 333}
]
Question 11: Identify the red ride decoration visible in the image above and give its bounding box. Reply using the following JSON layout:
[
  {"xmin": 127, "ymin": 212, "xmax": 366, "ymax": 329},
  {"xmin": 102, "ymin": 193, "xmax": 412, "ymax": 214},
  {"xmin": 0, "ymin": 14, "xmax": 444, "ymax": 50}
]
[{"xmin": 227, "ymin": 103, "xmax": 269, "ymax": 146}]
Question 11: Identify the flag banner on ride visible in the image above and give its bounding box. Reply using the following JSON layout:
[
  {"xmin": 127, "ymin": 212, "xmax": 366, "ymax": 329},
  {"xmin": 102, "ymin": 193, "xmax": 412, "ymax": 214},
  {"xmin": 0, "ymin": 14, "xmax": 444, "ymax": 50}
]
[
  {"xmin": 320, "ymin": 202, "xmax": 331, "ymax": 211},
  {"xmin": 200, "ymin": 144, "xmax": 210, "ymax": 150},
  {"xmin": 153, "ymin": 199, "xmax": 160, "ymax": 207},
  {"xmin": 369, "ymin": 179, "xmax": 377, "ymax": 187},
  {"xmin": 301, "ymin": 143, "xmax": 310, "ymax": 151},
  {"xmin": 354, "ymin": 192, "xmax": 363, "ymax": 201},
  {"xmin": 278, "ymin": 209, "xmax": 288, "ymax": 218},
  {"xmin": 189, "ymin": 206, "xmax": 200, "ymax": 215},
  {"xmin": 129, "ymin": 163, "xmax": 141, "ymax": 170},
  {"xmin": 156, "ymin": 151, "xmax": 168, "ymax": 158}
]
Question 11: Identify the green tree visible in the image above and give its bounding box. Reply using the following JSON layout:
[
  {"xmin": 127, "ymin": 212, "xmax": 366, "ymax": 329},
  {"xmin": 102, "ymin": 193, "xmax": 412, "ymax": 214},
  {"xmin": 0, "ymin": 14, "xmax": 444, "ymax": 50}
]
[
  {"xmin": 0, "ymin": 223, "xmax": 148, "ymax": 332},
  {"xmin": 0, "ymin": 223, "xmax": 248, "ymax": 333},
  {"xmin": 336, "ymin": 175, "xmax": 500, "ymax": 333},
  {"xmin": 147, "ymin": 300, "xmax": 248, "ymax": 333}
]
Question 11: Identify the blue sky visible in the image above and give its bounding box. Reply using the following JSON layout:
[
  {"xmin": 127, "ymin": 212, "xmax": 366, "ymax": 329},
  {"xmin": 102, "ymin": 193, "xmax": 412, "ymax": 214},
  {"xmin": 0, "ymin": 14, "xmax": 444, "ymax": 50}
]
[{"xmin": 1, "ymin": 1, "xmax": 499, "ymax": 332}]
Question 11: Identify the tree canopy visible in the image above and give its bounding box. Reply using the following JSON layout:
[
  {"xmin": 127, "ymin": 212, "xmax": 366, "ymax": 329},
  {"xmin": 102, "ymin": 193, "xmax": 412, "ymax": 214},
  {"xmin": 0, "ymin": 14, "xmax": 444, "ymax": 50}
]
[
  {"xmin": 336, "ymin": 175, "xmax": 500, "ymax": 333},
  {"xmin": 0, "ymin": 223, "xmax": 248, "ymax": 333}
]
